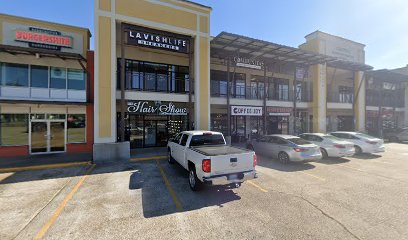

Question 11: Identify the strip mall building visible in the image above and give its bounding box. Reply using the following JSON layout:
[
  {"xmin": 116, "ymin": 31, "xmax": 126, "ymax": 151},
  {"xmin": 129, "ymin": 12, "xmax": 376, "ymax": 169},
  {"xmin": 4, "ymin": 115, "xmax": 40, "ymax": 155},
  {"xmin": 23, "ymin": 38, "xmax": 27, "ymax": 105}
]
[{"xmin": 1, "ymin": 0, "xmax": 408, "ymax": 162}]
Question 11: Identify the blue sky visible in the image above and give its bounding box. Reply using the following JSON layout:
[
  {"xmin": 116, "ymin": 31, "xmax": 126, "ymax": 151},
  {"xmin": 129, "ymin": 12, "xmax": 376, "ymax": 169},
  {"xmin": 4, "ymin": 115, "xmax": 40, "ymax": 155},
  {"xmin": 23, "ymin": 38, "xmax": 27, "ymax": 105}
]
[{"xmin": 1, "ymin": 0, "xmax": 407, "ymax": 70}]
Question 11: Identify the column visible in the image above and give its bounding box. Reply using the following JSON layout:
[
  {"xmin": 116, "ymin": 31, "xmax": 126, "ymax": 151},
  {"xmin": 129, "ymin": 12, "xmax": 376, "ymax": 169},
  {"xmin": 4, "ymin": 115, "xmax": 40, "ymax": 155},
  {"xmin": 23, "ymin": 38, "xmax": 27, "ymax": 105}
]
[
  {"xmin": 311, "ymin": 63, "xmax": 327, "ymax": 133},
  {"xmin": 354, "ymin": 71, "xmax": 365, "ymax": 132},
  {"xmin": 404, "ymin": 85, "xmax": 408, "ymax": 126}
]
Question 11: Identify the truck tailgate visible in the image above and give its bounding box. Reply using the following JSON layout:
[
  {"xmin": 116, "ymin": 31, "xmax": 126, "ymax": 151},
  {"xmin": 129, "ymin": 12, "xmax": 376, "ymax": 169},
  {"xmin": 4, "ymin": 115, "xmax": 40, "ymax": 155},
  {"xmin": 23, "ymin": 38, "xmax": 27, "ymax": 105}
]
[{"xmin": 210, "ymin": 151, "xmax": 254, "ymax": 175}]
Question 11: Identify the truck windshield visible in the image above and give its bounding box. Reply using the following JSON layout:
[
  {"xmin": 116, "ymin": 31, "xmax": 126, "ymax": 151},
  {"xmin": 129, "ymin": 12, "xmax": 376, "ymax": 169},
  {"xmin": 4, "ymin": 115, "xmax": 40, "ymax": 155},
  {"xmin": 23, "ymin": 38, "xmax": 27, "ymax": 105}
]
[{"xmin": 190, "ymin": 134, "xmax": 225, "ymax": 146}]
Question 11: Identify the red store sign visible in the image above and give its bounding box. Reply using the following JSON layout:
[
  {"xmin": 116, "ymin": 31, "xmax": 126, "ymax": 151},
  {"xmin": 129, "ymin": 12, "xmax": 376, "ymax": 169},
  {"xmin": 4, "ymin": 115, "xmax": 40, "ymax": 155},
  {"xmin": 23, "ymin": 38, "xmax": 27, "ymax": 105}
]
[{"xmin": 15, "ymin": 30, "xmax": 72, "ymax": 48}]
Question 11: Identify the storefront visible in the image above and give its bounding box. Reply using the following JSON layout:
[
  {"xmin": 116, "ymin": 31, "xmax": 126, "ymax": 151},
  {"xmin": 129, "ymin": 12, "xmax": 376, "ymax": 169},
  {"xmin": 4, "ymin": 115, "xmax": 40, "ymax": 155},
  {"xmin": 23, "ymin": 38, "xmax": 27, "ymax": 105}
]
[
  {"xmin": 120, "ymin": 101, "xmax": 188, "ymax": 148},
  {"xmin": 230, "ymin": 105, "xmax": 263, "ymax": 142},
  {"xmin": 0, "ymin": 14, "xmax": 93, "ymax": 158},
  {"xmin": 266, "ymin": 107, "xmax": 291, "ymax": 134}
]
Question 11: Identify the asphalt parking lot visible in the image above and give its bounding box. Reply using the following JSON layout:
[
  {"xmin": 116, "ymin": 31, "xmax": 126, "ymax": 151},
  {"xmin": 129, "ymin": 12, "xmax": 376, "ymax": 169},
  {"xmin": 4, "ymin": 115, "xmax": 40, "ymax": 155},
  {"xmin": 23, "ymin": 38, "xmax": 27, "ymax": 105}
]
[{"xmin": 1, "ymin": 143, "xmax": 408, "ymax": 240}]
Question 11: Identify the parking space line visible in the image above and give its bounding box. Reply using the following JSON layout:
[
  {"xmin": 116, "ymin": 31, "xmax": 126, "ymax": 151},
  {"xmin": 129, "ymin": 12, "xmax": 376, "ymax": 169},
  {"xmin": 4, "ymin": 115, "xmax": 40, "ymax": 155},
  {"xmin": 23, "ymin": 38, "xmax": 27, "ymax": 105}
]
[
  {"xmin": 155, "ymin": 160, "xmax": 183, "ymax": 211},
  {"xmin": 338, "ymin": 165, "xmax": 363, "ymax": 172},
  {"xmin": 130, "ymin": 156, "xmax": 167, "ymax": 162},
  {"xmin": 300, "ymin": 171, "xmax": 326, "ymax": 181},
  {"xmin": 34, "ymin": 164, "xmax": 95, "ymax": 240},
  {"xmin": 247, "ymin": 180, "xmax": 268, "ymax": 193}
]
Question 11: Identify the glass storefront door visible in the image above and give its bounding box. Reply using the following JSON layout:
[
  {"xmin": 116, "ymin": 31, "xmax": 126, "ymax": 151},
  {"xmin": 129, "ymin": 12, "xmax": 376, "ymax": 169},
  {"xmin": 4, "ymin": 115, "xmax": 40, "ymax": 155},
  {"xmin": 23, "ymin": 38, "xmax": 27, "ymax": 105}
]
[
  {"xmin": 31, "ymin": 122, "xmax": 47, "ymax": 153},
  {"xmin": 30, "ymin": 120, "xmax": 66, "ymax": 154}
]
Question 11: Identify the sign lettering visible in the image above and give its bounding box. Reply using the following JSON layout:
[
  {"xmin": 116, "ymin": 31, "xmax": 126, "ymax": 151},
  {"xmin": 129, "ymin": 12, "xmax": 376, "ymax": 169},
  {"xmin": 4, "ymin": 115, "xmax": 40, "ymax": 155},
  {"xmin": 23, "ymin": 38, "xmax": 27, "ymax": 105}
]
[
  {"xmin": 127, "ymin": 28, "xmax": 189, "ymax": 53},
  {"xmin": 233, "ymin": 57, "xmax": 264, "ymax": 70},
  {"xmin": 127, "ymin": 101, "xmax": 188, "ymax": 115},
  {"xmin": 231, "ymin": 106, "xmax": 263, "ymax": 116}
]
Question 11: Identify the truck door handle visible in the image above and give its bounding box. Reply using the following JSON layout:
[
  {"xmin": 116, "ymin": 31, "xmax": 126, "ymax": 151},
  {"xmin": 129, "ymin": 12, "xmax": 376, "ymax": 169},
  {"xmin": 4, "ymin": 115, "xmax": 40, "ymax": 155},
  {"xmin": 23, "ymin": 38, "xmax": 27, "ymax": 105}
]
[{"xmin": 230, "ymin": 158, "xmax": 237, "ymax": 163}]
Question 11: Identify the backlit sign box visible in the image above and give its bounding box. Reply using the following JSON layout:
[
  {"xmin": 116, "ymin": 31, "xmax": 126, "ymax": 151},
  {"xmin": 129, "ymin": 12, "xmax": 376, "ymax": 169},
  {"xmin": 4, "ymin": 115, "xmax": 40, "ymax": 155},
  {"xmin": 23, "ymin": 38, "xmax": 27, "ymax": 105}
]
[
  {"xmin": 231, "ymin": 106, "xmax": 263, "ymax": 116},
  {"xmin": 14, "ymin": 27, "xmax": 73, "ymax": 50},
  {"xmin": 127, "ymin": 29, "xmax": 189, "ymax": 53},
  {"xmin": 234, "ymin": 57, "xmax": 264, "ymax": 70}
]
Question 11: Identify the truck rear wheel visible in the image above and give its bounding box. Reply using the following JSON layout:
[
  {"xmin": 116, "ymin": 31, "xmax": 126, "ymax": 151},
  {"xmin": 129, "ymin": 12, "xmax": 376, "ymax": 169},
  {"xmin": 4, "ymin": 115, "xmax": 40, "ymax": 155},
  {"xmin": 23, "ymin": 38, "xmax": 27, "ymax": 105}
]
[{"xmin": 189, "ymin": 167, "xmax": 201, "ymax": 191}]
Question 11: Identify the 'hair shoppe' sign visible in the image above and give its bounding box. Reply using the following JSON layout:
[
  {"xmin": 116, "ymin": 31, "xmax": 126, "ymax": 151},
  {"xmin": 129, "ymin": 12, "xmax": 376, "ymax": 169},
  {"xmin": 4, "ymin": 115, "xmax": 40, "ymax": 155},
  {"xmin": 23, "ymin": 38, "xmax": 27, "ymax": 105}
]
[
  {"xmin": 127, "ymin": 26, "xmax": 189, "ymax": 53},
  {"xmin": 127, "ymin": 101, "xmax": 188, "ymax": 115}
]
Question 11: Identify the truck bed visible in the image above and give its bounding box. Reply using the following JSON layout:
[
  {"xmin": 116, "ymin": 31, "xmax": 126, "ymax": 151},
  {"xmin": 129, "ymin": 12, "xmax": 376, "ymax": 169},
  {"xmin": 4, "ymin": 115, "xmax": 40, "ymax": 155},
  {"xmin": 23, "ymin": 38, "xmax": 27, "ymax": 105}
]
[{"xmin": 191, "ymin": 145, "xmax": 250, "ymax": 156}]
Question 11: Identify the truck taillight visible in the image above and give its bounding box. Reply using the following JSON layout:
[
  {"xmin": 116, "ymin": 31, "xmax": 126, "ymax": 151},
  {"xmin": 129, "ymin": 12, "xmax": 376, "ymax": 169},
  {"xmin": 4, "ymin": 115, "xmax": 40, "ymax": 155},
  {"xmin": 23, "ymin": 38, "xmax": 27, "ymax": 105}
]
[
  {"xmin": 202, "ymin": 159, "xmax": 211, "ymax": 173},
  {"xmin": 253, "ymin": 154, "xmax": 257, "ymax": 167}
]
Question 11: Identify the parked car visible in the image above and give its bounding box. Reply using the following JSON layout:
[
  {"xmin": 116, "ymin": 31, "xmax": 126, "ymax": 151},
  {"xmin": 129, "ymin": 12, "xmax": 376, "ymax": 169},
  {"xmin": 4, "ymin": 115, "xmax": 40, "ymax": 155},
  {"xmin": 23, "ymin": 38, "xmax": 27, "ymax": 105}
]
[
  {"xmin": 246, "ymin": 135, "xmax": 322, "ymax": 164},
  {"xmin": 298, "ymin": 133, "xmax": 355, "ymax": 158},
  {"xmin": 167, "ymin": 131, "xmax": 257, "ymax": 191},
  {"xmin": 383, "ymin": 127, "xmax": 408, "ymax": 142},
  {"xmin": 329, "ymin": 131, "xmax": 385, "ymax": 154}
]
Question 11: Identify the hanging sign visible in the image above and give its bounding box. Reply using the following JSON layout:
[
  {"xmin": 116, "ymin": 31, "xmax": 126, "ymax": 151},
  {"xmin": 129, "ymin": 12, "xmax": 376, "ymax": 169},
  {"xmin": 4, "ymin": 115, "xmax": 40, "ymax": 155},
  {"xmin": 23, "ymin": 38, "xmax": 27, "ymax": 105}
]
[
  {"xmin": 267, "ymin": 107, "xmax": 292, "ymax": 116},
  {"xmin": 231, "ymin": 106, "xmax": 263, "ymax": 116},
  {"xmin": 127, "ymin": 101, "xmax": 188, "ymax": 115},
  {"xmin": 127, "ymin": 26, "xmax": 189, "ymax": 53},
  {"xmin": 233, "ymin": 57, "xmax": 264, "ymax": 70}
]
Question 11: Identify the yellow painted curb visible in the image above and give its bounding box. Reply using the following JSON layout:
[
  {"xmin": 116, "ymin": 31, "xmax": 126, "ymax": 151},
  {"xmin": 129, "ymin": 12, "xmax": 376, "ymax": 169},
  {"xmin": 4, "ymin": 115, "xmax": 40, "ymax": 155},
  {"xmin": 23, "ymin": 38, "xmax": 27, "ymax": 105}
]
[
  {"xmin": 130, "ymin": 156, "xmax": 168, "ymax": 162},
  {"xmin": 0, "ymin": 161, "xmax": 92, "ymax": 173}
]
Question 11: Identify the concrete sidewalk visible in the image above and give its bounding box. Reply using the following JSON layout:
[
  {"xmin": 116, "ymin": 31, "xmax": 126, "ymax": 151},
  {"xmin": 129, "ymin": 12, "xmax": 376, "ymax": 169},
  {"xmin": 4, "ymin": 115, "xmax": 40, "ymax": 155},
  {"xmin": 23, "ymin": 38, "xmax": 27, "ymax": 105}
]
[
  {"xmin": 0, "ymin": 153, "xmax": 92, "ymax": 171},
  {"xmin": 130, "ymin": 147, "xmax": 167, "ymax": 160}
]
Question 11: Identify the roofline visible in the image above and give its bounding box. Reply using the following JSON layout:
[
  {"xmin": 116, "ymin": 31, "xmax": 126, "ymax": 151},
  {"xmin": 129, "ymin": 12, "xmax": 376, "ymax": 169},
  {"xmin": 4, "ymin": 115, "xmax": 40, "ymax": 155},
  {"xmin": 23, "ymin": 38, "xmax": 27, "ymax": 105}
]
[
  {"xmin": 304, "ymin": 30, "xmax": 365, "ymax": 47},
  {"xmin": 179, "ymin": 0, "xmax": 212, "ymax": 10},
  {"xmin": 0, "ymin": 13, "xmax": 92, "ymax": 37}
]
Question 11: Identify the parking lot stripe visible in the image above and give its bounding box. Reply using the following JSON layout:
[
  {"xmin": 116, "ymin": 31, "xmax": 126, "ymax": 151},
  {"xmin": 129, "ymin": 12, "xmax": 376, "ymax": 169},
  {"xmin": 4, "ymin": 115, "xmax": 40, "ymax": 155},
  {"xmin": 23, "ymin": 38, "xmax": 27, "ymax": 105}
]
[
  {"xmin": 155, "ymin": 160, "xmax": 183, "ymax": 211},
  {"xmin": 339, "ymin": 165, "xmax": 363, "ymax": 172},
  {"xmin": 0, "ymin": 161, "xmax": 92, "ymax": 173},
  {"xmin": 34, "ymin": 164, "xmax": 95, "ymax": 240},
  {"xmin": 247, "ymin": 180, "xmax": 268, "ymax": 193},
  {"xmin": 300, "ymin": 172, "xmax": 326, "ymax": 181},
  {"xmin": 130, "ymin": 156, "xmax": 168, "ymax": 161}
]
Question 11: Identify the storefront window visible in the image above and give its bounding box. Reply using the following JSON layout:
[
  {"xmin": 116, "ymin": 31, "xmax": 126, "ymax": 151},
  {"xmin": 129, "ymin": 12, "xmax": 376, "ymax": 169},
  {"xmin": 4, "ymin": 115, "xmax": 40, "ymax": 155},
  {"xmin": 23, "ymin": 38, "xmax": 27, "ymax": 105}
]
[
  {"xmin": 119, "ymin": 60, "xmax": 189, "ymax": 93},
  {"xmin": 50, "ymin": 67, "xmax": 67, "ymax": 89},
  {"xmin": 231, "ymin": 116, "xmax": 246, "ymax": 142},
  {"xmin": 249, "ymin": 116, "xmax": 263, "ymax": 138},
  {"xmin": 68, "ymin": 69, "xmax": 86, "ymax": 90},
  {"xmin": 268, "ymin": 78, "xmax": 289, "ymax": 101},
  {"xmin": 210, "ymin": 70, "xmax": 228, "ymax": 97},
  {"xmin": 339, "ymin": 86, "xmax": 354, "ymax": 103},
  {"xmin": 234, "ymin": 73, "xmax": 246, "ymax": 98},
  {"xmin": 250, "ymin": 76, "xmax": 265, "ymax": 99},
  {"xmin": 0, "ymin": 114, "xmax": 28, "ymax": 146},
  {"xmin": 0, "ymin": 63, "xmax": 29, "ymax": 87},
  {"xmin": 67, "ymin": 114, "xmax": 86, "ymax": 143},
  {"xmin": 31, "ymin": 65, "xmax": 49, "ymax": 88},
  {"xmin": 211, "ymin": 114, "xmax": 228, "ymax": 135}
]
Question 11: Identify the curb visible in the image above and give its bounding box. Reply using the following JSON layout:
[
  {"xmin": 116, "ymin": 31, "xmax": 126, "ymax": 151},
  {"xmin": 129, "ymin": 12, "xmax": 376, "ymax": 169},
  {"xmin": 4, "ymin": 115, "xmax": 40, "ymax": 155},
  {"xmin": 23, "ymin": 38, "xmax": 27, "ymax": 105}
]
[{"xmin": 0, "ymin": 161, "xmax": 93, "ymax": 173}]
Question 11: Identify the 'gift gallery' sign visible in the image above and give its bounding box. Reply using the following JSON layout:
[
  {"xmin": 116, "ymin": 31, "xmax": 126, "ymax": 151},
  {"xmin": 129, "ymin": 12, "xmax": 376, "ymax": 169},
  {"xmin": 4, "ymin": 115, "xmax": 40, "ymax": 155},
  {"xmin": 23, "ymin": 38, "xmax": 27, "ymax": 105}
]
[{"xmin": 127, "ymin": 101, "xmax": 188, "ymax": 115}]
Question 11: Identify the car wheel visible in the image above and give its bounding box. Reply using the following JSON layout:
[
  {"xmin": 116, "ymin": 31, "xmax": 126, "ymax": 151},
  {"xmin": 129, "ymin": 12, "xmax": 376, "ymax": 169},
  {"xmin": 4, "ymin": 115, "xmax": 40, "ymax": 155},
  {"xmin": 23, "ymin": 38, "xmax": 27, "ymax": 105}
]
[
  {"xmin": 278, "ymin": 152, "xmax": 290, "ymax": 164},
  {"xmin": 168, "ymin": 149, "xmax": 175, "ymax": 164},
  {"xmin": 390, "ymin": 136, "xmax": 399, "ymax": 143},
  {"xmin": 246, "ymin": 144, "xmax": 254, "ymax": 151},
  {"xmin": 189, "ymin": 167, "xmax": 201, "ymax": 191},
  {"xmin": 354, "ymin": 145, "xmax": 362, "ymax": 155},
  {"xmin": 320, "ymin": 148, "xmax": 328, "ymax": 159}
]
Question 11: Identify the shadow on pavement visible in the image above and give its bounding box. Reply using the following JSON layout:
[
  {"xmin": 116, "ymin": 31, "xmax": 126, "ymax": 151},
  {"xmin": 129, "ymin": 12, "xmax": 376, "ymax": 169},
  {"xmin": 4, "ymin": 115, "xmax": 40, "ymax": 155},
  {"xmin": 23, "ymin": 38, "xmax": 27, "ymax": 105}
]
[
  {"xmin": 351, "ymin": 153, "xmax": 382, "ymax": 160},
  {"xmin": 256, "ymin": 155, "xmax": 315, "ymax": 172},
  {"xmin": 129, "ymin": 160, "xmax": 241, "ymax": 218},
  {"xmin": 316, "ymin": 157, "xmax": 350, "ymax": 165}
]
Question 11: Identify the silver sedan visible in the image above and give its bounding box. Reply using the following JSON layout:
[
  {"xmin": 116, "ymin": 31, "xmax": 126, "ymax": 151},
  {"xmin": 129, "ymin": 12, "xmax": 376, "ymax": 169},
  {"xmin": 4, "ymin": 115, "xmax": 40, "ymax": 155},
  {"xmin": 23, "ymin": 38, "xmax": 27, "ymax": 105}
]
[{"xmin": 246, "ymin": 134, "xmax": 322, "ymax": 164}]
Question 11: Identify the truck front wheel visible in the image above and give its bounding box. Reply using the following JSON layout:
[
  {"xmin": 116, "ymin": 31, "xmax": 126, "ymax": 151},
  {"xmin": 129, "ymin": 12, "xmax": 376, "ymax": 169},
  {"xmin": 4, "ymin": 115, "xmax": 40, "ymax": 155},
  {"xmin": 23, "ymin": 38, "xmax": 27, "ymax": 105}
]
[{"xmin": 189, "ymin": 168, "xmax": 201, "ymax": 191}]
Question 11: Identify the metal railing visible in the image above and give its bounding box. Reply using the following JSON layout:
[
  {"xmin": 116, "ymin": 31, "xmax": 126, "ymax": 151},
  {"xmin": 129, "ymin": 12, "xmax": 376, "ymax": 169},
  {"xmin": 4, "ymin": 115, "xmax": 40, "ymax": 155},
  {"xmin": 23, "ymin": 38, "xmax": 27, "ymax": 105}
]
[{"xmin": 327, "ymin": 91, "xmax": 354, "ymax": 103}]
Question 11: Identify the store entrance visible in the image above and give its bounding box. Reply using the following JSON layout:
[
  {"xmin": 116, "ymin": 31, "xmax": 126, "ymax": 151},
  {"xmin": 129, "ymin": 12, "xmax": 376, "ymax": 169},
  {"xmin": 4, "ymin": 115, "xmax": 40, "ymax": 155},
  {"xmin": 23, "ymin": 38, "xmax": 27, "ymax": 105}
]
[
  {"xmin": 337, "ymin": 116, "xmax": 353, "ymax": 131},
  {"xmin": 267, "ymin": 116, "xmax": 289, "ymax": 134},
  {"xmin": 30, "ymin": 120, "xmax": 65, "ymax": 154},
  {"xmin": 125, "ymin": 115, "xmax": 188, "ymax": 148}
]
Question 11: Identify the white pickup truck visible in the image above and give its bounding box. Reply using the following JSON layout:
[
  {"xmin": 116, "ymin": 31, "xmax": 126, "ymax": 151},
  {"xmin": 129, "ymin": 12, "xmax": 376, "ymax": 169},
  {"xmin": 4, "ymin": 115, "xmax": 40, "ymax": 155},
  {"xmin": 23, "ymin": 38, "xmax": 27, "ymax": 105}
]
[{"xmin": 167, "ymin": 131, "xmax": 257, "ymax": 191}]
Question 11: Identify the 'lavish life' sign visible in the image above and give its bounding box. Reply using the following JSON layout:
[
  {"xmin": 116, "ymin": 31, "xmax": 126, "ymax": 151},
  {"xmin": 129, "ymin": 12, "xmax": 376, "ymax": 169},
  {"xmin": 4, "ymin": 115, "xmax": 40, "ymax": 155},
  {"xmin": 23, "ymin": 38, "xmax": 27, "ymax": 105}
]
[
  {"xmin": 234, "ymin": 57, "xmax": 264, "ymax": 70},
  {"xmin": 127, "ymin": 28, "xmax": 189, "ymax": 53},
  {"xmin": 231, "ymin": 106, "xmax": 263, "ymax": 116},
  {"xmin": 127, "ymin": 101, "xmax": 188, "ymax": 115}
]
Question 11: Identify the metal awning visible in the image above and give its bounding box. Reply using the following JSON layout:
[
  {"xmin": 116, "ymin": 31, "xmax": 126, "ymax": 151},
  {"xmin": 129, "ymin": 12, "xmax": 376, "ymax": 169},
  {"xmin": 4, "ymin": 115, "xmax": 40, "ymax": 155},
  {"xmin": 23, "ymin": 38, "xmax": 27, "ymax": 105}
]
[
  {"xmin": 211, "ymin": 32, "xmax": 372, "ymax": 71},
  {"xmin": 0, "ymin": 44, "xmax": 86, "ymax": 62},
  {"xmin": 367, "ymin": 69, "xmax": 408, "ymax": 82}
]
